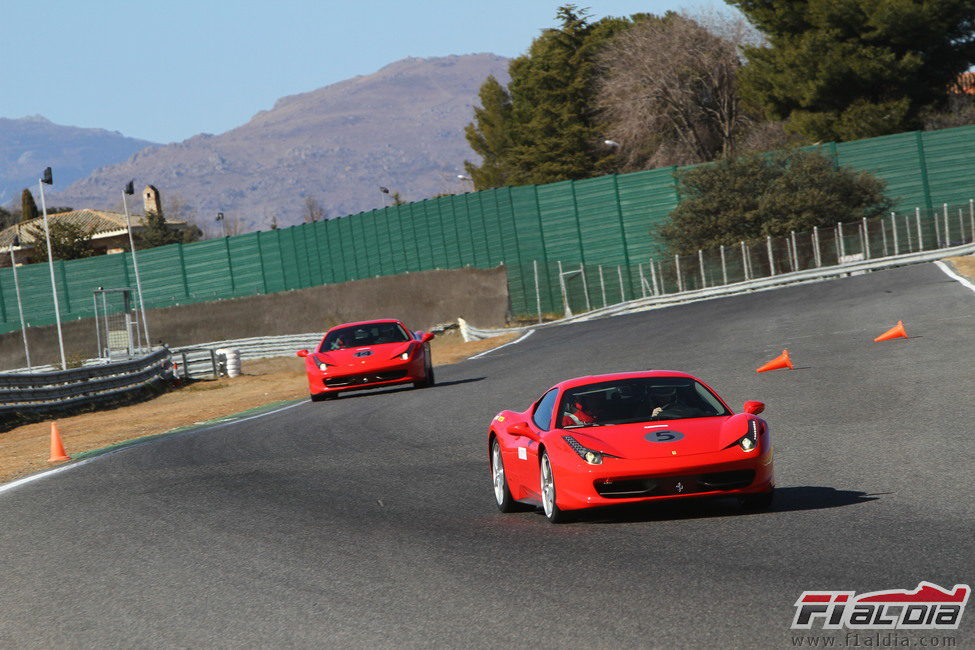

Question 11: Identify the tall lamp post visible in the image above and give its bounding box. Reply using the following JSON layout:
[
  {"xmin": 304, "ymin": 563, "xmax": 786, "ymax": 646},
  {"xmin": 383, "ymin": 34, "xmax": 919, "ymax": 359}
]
[
  {"xmin": 379, "ymin": 186, "xmax": 391, "ymax": 207},
  {"xmin": 8, "ymin": 233, "xmax": 32, "ymax": 372},
  {"xmin": 122, "ymin": 180, "xmax": 151, "ymax": 349},
  {"xmin": 37, "ymin": 166, "xmax": 67, "ymax": 370}
]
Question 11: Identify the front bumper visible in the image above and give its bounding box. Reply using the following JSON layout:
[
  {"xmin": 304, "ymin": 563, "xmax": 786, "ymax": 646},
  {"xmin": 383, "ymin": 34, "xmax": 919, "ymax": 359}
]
[
  {"xmin": 553, "ymin": 448, "xmax": 774, "ymax": 511},
  {"xmin": 307, "ymin": 357, "xmax": 423, "ymax": 395}
]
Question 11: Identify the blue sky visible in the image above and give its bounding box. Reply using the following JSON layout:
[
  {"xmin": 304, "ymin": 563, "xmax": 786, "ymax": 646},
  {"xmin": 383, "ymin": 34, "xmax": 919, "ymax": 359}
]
[{"xmin": 1, "ymin": 0, "xmax": 726, "ymax": 144}]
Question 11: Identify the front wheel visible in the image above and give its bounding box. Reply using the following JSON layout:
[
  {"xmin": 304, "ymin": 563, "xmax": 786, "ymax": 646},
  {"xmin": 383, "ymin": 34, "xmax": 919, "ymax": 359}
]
[
  {"xmin": 540, "ymin": 452, "xmax": 571, "ymax": 523},
  {"xmin": 414, "ymin": 348, "xmax": 435, "ymax": 388},
  {"xmin": 739, "ymin": 488, "xmax": 774, "ymax": 511},
  {"xmin": 491, "ymin": 440, "xmax": 520, "ymax": 512}
]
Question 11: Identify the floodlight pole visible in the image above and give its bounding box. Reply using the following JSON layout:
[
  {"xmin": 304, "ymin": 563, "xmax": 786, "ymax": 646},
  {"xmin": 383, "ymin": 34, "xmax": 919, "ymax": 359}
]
[
  {"xmin": 38, "ymin": 169, "xmax": 67, "ymax": 370},
  {"xmin": 122, "ymin": 184, "xmax": 151, "ymax": 349},
  {"xmin": 8, "ymin": 240, "xmax": 32, "ymax": 372}
]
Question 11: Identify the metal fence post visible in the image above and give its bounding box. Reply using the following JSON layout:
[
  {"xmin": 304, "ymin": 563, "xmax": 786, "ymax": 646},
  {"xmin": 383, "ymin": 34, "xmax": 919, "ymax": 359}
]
[
  {"xmin": 766, "ymin": 236, "xmax": 775, "ymax": 276},
  {"xmin": 970, "ymin": 199, "xmax": 975, "ymax": 243},
  {"xmin": 838, "ymin": 222, "xmax": 846, "ymax": 259},
  {"xmin": 675, "ymin": 254, "xmax": 684, "ymax": 292},
  {"xmin": 698, "ymin": 250, "xmax": 706, "ymax": 287},
  {"xmin": 719, "ymin": 245, "xmax": 727, "ymax": 285},
  {"xmin": 812, "ymin": 226, "xmax": 821, "ymax": 267},
  {"xmin": 533, "ymin": 260, "xmax": 542, "ymax": 324},
  {"xmin": 638, "ymin": 263, "xmax": 647, "ymax": 298},
  {"xmin": 210, "ymin": 349, "xmax": 219, "ymax": 378},
  {"xmin": 890, "ymin": 213, "xmax": 898, "ymax": 255},
  {"xmin": 598, "ymin": 265, "xmax": 606, "ymax": 307},
  {"xmin": 740, "ymin": 241, "xmax": 749, "ymax": 280},
  {"xmin": 880, "ymin": 217, "xmax": 889, "ymax": 257},
  {"xmin": 790, "ymin": 231, "xmax": 799, "ymax": 270},
  {"xmin": 915, "ymin": 207, "xmax": 923, "ymax": 250},
  {"xmin": 649, "ymin": 258, "xmax": 659, "ymax": 295},
  {"xmin": 943, "ymin": 203, "xmax": 950, "ymax": 247},
  {"xmin": 580, "ymin": 266, "xmax": 591, "ymax": 313},
  {"xmin": 958, "ymin": 209, "xmax": 965, "ymax": 247},
  {"xmin": 934, "ymin": 205, "xmax": 943, "ymax": 247},
  {"xmin": 905, "ymin": 213, "xmax": 914, "ymax": 251},
  {"xmin": 617, "ymin": 265, "xmax": 625, "ymax": 302},
  {"xmin": 557, "ymin": 260, "xmax": 571, "ymax": 317},
  {"xmin": 861, "ymin": 217, "xmax": 869, "ymax": 260}
]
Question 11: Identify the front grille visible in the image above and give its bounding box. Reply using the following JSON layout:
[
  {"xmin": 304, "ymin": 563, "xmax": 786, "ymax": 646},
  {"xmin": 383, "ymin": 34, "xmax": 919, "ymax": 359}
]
[
  {"xmin": 324, "ymin": 370, "xmax": 407, "ymax": 387},
  {"xmin": 595, "ymin": 469, "xmax": 755, "ymax": 498}
]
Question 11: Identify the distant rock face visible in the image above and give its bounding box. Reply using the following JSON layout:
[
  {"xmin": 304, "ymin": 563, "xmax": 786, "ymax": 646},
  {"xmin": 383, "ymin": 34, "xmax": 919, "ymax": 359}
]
[
  {"xmin": 51, "ymin": 54, "xmax": 510, "ymax": 231},
  {"xmin": 0, "ymin": 116, "xmax": 156, "ymax": 206}
]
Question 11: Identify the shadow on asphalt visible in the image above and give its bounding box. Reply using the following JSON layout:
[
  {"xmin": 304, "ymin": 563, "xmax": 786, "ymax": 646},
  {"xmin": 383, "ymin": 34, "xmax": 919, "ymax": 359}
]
[
  {"xmin": 579, "ymin": 486, "xmax": 880, "ymax": 524},
  {"xmin": 328, "ymin": 376, "xmax": 486, "ymax": 401}
]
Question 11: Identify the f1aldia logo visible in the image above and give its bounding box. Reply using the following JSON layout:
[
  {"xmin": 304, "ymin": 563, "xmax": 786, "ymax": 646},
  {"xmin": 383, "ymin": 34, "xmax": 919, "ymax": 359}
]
[{"xmin": 792, "ymin": 582, "xmax": 970, "ymax": 630}]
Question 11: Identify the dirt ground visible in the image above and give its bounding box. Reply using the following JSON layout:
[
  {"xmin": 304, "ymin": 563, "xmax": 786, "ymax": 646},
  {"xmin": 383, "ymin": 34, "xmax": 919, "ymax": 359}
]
[{"xmin": 0, "ymin": 329, "xmax": 517, "ymax": 484}]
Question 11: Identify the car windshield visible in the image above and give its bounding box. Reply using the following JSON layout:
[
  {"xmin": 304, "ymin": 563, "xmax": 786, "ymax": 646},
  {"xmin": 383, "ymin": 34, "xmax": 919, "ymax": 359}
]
[
  {"xmin": 557, "ymin": 377, "xmax": 730, "ymax": 429},
  {"xmin": 320, "ymin": 322, "xmax": 410, "ymax": 351}
]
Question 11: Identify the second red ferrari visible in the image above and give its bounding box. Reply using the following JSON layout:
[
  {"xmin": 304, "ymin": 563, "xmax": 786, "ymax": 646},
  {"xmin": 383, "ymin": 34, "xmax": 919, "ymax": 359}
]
[{"xmin": 297, "ymin": 319, "xmax": 434, "ymax": 401}]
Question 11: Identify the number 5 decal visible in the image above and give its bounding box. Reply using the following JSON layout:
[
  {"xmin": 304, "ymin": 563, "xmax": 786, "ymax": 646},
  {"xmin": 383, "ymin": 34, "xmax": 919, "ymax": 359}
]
[{"xmin": 645, "ymin": 430, "xmax": 684, "ymax": 443}]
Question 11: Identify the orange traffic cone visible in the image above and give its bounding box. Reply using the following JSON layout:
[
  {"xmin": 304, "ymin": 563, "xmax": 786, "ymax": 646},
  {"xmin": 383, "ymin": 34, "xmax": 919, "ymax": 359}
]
[
  {"xmin": 874, "ymin": 320, "xmax": 908, "ymax": 342},
  {"xmin": 756, "ymin": 349, "xmax": 794, "ymax": 373},
  {"xmin": 48, "ymin": 422, "xmax": 71, "ymax": 462}
]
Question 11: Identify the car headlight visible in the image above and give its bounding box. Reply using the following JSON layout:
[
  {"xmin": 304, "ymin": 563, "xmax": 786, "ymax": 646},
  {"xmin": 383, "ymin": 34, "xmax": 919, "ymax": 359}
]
[
  {"xmin": 318, "ymin": 363, "xmax": 328, "ymax": 372},
  {"xmin": 563, "ymin": 435, "xmax": 611, "ymax": 465},
  {"xmin": 400, "ymin": 352, "xmax": 410, "ymax": 360},
  {"xmin": 737, "ymin": 420, "xmax": 760, "ymax": 451}
]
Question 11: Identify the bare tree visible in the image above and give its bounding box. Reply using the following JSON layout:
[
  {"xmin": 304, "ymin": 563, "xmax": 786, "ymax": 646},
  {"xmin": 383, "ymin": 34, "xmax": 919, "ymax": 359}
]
[
  {"xmin": 303, "ymin": 195, "xmax": 326, "ymax": 223},
  {"xmin": 596, "ymin": 12, "xmax": 755, "ymax": 171}
]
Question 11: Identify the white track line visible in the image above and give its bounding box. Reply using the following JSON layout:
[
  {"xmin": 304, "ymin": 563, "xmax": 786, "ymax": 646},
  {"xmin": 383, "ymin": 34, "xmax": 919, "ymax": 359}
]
[
  {"xmin": 935, "ymin": 260, "xmax": 975, "ymax": 294},
  {"xmin": 0, "ymin": 400, "xmax": 307, "ymax": 497},
  {"xmin": 468, "ymin": 329, "xmax": 536, "ymax": 360}
]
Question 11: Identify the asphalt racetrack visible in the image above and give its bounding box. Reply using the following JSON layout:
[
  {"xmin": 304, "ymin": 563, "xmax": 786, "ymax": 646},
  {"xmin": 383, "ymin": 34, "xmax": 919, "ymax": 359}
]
[{"xmin": 1, "ymin": 263, "xmax": 973, "ymax": 647}]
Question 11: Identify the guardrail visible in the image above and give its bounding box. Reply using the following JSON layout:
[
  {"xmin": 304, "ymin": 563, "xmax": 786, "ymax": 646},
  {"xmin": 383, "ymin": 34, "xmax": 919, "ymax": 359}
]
[
  {"xmin": 170, "ymin": 333, "xmax": 324, "ymax": 379},
  {"xmin": 459, "ymin": 241, "xmax": 975, "ymax": 341},
  {"xmin": 0, "ymin": 348, "xmax": 172, "ymax": 421}
]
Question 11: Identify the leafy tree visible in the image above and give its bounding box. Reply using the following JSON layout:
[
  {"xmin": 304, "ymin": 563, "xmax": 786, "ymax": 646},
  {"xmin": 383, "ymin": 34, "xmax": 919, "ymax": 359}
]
[
  {"xmin": 137, "ymin": 210, "xmax": 183, "ymax": 248},
  {"xmin": 25, "ymin": 220, "xmax": 96, "ymax": 261},
  {"xmin": 730, "ymin": 0, "xmax": 975, "ymax": 142},
  {"xmin": 660, "ymin": 149, "xmax": 893, "ymax": 254},
  {"xmin": 0, "ymin": 205, "xmax": 14, "ymax": 229},
  {"xmin": 464, "ymin": 5, "xmax": 639, "ymax": 189},
  {"xmin": 21, "ymin": 189, "xmax": 38, "ymax": 222}
]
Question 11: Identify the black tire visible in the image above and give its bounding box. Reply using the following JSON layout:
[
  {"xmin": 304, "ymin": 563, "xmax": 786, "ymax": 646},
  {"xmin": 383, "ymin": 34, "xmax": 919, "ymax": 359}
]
[
  {"xmin": 414, "ymin": 347, "xmax": 435, "ymax": 388},
  {"xmin": 310, "ymin": 392, "xmax": 329, "ymax": 402},
  {"xmin": 490, "ymin": 440, "xmax": 520, "ymax": 513},
  {"xmin": 739, "ymin": 488, "xmax": 774, "ymax": 511},
  {"xmin": 540, "ymin": 451, "xmax": 572, "ymax": 523}
]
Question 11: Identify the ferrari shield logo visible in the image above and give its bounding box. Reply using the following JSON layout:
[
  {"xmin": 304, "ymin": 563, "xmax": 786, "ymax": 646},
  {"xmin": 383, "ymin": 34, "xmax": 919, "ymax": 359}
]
[{"xmin": 675, "ymin": 482, "xmax": 684, "ymax": 493}]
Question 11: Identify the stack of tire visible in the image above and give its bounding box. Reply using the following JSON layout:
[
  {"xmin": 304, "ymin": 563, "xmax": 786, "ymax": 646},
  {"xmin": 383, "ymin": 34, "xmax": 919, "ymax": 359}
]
[{"xmin": 216, "ymin": 348, "xmax": 242, "ymax": 378}]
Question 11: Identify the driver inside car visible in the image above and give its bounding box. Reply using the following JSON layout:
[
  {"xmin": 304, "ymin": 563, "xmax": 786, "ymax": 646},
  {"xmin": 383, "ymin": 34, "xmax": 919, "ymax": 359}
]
[
  {"xmin": 648, "ymin": 384, "xmax": 698, "ymax": 419},
  {"xmin": 560, "ymin": 394, "xmax": 602, "ymax": 427}
]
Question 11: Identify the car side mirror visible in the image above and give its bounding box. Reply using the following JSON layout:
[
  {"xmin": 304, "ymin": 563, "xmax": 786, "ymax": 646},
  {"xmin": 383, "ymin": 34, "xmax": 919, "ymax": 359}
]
[
  {"xmin": 421, "ymin": 332, "xmax": 434, "ymax": 343},
  {"xmin": 743, "ymin": 400, "xmax": 765, "ymax": 415},
  {"xmin": 296, "ymin": 349, "xmax": 309, "ymax": 358},
  {"xmin": 507, "ymin": 421, "xmax": 531, "ymax": 437}
]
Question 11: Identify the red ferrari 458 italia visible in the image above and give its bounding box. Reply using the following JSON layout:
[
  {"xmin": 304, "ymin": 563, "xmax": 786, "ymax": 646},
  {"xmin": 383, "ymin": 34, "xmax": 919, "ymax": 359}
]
[
  {"xmin": 488, "ymin": 371, "xmax": 774, "ymax": 522},
  {"xmin": 297, "ymin": 319, "xmax": 434, "ymax": 401}
]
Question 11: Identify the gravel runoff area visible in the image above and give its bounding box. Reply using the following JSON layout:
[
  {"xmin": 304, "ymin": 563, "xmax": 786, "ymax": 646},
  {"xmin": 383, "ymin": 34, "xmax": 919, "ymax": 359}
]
[{"xmin": 0, "ymin": 329, "xmax": 517, "ymax": 484}]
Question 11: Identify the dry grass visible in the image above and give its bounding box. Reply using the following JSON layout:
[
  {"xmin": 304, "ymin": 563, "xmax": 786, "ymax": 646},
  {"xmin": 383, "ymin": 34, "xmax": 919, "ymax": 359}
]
[
  {"xmin": 0, "ymin": 330, "xmax": 516, "ymax": 484},
  {"xmin": 945, "ymin": 254, "xmax": 975, "ymax": 283}
]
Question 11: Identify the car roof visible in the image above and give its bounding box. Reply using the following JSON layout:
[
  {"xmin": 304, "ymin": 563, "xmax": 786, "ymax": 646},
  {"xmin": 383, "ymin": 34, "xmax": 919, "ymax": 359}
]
[
  {"xmin": 557, "ymin": 370, "xmax": 699, "ymax": 391},
  {"xmin": 326, "ymin": 319, "xmax": 406, "ymax": 333}
]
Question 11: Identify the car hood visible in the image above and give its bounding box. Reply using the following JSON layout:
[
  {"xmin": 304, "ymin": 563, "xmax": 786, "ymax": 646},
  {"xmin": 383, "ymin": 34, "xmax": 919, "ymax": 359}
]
[
  {"xmin": 561, "ymin": 415, "xmax": 748, "ymax": 459},
  {"xmin": 316, "ymin": 342, "xmax": 412, "ymax": 366}
]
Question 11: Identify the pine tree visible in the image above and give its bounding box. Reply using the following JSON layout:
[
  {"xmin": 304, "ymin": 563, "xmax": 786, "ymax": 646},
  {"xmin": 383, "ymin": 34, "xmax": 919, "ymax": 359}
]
[
  {"xmin": 464, "ymin": 5, "xmax": 639, "ymax": 189},
  {"xmin": 730, "ymin": 0, "xmax": 975, "ymax": 142},
  {"xmin": 21, "ymin": 189, "xmax": 38, "ymax": 222}
]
